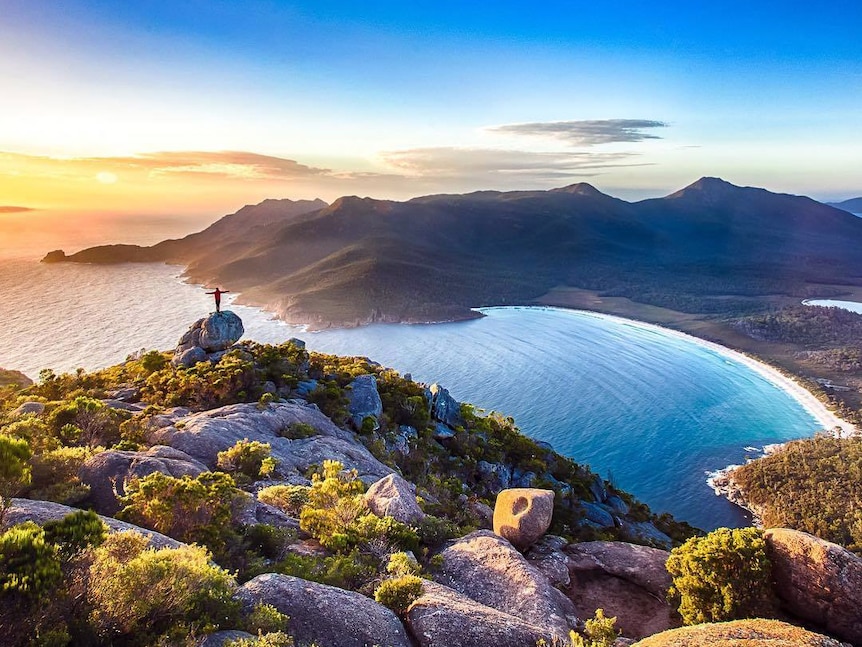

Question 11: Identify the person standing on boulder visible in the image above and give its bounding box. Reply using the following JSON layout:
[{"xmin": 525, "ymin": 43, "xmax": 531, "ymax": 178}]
[{"xmin": 205, "ymin": 287, "xmax": 230, "ymax": 313}]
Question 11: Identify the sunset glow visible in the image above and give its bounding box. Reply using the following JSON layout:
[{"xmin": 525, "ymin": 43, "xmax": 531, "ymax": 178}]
[{"xmin": 1, "ymin": 0, "xmax": 860, "ymax": 255}]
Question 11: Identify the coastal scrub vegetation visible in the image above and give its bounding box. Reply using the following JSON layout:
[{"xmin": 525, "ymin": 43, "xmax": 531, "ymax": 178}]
[
  {"xmin": 731, "ymin": 435, "xmax": 862, "ymax": 552},
  {"xmin": 666, "ymin": 527, "xmax": 777, "ymax": 625},
  {"xmin": 0, "ymin": 338, "xmax": 702, "ymax": 645}
]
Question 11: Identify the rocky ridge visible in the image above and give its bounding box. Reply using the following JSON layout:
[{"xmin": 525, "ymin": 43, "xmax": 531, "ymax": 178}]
[{"xmin": 1, "ymin": 312, "xmax": 859, "ymax": 646}]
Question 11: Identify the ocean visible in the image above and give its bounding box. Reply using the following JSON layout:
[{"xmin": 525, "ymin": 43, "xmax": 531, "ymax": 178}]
[{"xmin": 0, "ymin": 257, "xmax": 823, "ymax": 530}]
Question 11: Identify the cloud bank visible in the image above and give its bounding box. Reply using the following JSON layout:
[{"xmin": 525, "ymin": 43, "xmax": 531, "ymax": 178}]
[
  {"xmin": 0, "ymin": 206, "xmax": 35, "ymax": 213},
  {"xmin": 486, "ymin": 119, "xmax": 668, "ymax": 146}
]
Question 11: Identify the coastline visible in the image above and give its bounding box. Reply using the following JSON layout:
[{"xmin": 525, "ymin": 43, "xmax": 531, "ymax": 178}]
[{"xmin": 559, "ymin": 308, "xmax": 858, "ymax": 437}]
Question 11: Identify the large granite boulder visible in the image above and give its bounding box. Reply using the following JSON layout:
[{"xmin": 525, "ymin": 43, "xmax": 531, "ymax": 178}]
[
  {"xmin": 406, "ymin": 580, "xmax": 554, "ymax": 647},
  {"xmin": 765, "ymin": 528, "xmax": 862, "ymax": 646},
  {"xmin": 148, "ymin": 401, "xmax": 393, "ymax": 484},
  {"xmin": 435, "ymin": 530, "xmax": 577, "ymax": 638},
  {"xmin": 173, "ymin": 311, "xmax": 244, "ymax": 366},
  {"xmin": 564, "ymin": 541, "xmax": 676, "ymax": 640},
  {"xmin": 238, "ymin": 573, "xmax": 411, "ymax": 647},
  {"xmin": 364, "ymin": 473, "xmax": 425, "ymax": 525},
  {"xmin": 79, "ymin": 445, "xmax": 207, "ymax": 515},
  {"xmin": 3, "ymin": 499, "xmax": 181, "ymax": 549},
  {"xmin": 631, "ymin": 619, "xmax": 845, "ymax": 647},
  {"xmin": 347, "ymin": 374, "xmax": 383, "ymax": 430},
  {"xmin": 493, "ymin": 488, "xmax": 554, "ymax": 550},
  {"xmin": 427, "ymin": 383, "xmax": 462, "ymax": 427}
]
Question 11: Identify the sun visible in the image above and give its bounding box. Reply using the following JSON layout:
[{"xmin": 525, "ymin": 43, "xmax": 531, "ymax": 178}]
[{"xmin": 96, "ymin": 171, "xmax": 118, "ymax": 184}]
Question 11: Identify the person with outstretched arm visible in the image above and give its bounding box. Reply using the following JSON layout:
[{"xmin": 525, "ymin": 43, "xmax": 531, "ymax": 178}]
[{"xmin": 205, "ymin": 287, "xmax": 230, "ymax": 312}]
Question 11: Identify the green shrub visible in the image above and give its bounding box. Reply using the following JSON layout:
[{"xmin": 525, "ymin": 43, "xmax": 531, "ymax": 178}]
[
  {"xmin": 258, "ymin": 484, "xmax": 310, "ymax": 516},
  {"xmin": 88, "ymin": 531, "xmax": 239, "ymax": 641},
  {"xmin": 0, "ymin": 434, "xmax": 32, "ymax": 521},
  {"xmin": 226, "ymin": 633, "xmax": 293, "ymax": 647},
  {"xmin": 299, "ymin": 460, "xmax": 366, "ymax": 550},
  {"xmin": 47, "ymin": 397, "xmax": 125, "ymax": 447},
  {"xmin": 386, "ymin": 551, "xmax": 421, "ymax": 577},
  {"xmin": 217, "ymin": 438, "xmax": 277, "ymax": 482},
  {"xmin": 43, "ymin": 510, "xmax": 107, "ymax": 558},
  {"xmin": 1, "ymin": 417, "xmax": 55, "ymax": 453},
  {"xmin": 118, "ymin": 471, "xmax": 238, "ymax": 552},
  {"xmin": 243, "ymin": 602, "xmax": 290, "ymax": 635},
  {"xmin": 0, "ymin": 522, "xmax": 61, "ymax": 598},
  {"xmin": 28, "ymin": 446, "xmax": 97, "ymax": 505},
  {"xmin": 269, "ymin": 550, "xmax": 377, "ymax": 591},
  {"xmin": 666, "ymin": 527, "xmax": 777, "ymax": 625},
  {"xmin": 278, "ymin": 422, "xmax": 317, "ymax": 439},
  {"xmin": 374, "ymin": 575, "xmax": 423, "ymax": 614}
]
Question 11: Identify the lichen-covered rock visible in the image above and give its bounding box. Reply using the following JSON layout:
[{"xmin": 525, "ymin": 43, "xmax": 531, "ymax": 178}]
[
  {"xmin": 524, "ymin": 535, "xmax": 570, "ymax": 588},
  {"xmin": 199, "ymin": 311, "xmax": 244, "ymax": 351},
  {"xmin": 79, "ymin": 445, "xmax": 207, "ymax": 515},
  {"xmin": 493, "ymin": 488, "xmax": 554, "ymax": 550},
  {"xmin": 427, "ymin": 383, "xmax": 462, "ymax": 427},
  {"xmin": 765, "ymin": 528, "xmax": 862, "ymax": 646},
  {"xmin": 564, "ymin": 541, "xmax": 675, "ymax": 639},
  {"xmin": 406, "ymin": 580, "xmax": 554, "ymax": 647},
  {"xmin": 631, "ymin": 618, "xmax": 845, "ymax": 647},
  {"xmin": 347, "ymin": 374, "xmax": 383, "ymax": 430},
  {"xmin": 435, "ymin": 530, "xmax": 576, "ymax": 637},
  {"xmin": 11, "ymin": 401, "xmax": 45, "ymax": 417},
  {"xmin": 173, "ymin": 346, "xmax": 207, "ymax": 368},
  {"xmin": 148, "ymin": 401, "xmax": 393, "ymax": 484},
  {"xmin": 619, "ymin": 520, "xmax": 672, "ymax": 549},
  {"xmin": 364, "ymin": 473, "xmax": 425, "ymax": 524},
  {"xmin": 3, "ymin": 498, "xmax": 181, "ymax": 549},
  {"xmin": 238, "ymin": 573, "xmax": 411, "ymax": 647}
]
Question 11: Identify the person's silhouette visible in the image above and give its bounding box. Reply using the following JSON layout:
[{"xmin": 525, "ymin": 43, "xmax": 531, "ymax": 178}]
[{"xmin": 205, "ymin": 288, "xmax": 230, "ymax": 312}]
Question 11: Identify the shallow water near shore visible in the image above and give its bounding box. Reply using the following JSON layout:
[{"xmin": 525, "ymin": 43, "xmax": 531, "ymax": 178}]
[{"xmin": 0, "ymin": 258, "xmax": 823, "ymax": 530}]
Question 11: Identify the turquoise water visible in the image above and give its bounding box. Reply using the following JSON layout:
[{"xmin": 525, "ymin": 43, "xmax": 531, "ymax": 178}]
[
  {"xmin": 0, "ymin": 258, "xmax": 822, "ymax": 529},
  {"xmin": 804, "ymin": 299, "xmax": 862, "ymax": 314}
]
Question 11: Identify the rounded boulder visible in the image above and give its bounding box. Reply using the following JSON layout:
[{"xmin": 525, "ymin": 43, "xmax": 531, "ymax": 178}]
[{"xmin": 493, "ymin": 487, "xmax": 554, "ymax": 550}]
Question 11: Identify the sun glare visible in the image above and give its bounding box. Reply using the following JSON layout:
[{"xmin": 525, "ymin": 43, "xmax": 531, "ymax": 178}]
[{"xmin": 96, "ymin": 171, "xmax": 118, "ymax": 184}]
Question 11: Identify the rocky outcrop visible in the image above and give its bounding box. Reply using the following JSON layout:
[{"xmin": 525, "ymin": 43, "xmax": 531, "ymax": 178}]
[
  {"xmin": 172, "ymin": 311, "xmax": 244, "ymax": 367},
  {"xmin": 765, "ymin": 528, "xmax": 862, "ymax": 646},
  {"xmin": 406, "ymin": 580, "xmax": 554, "ymax": 647},
  {"xmin": 238, "ymin": 573, "xmax": 411, "ymax": 647},
  {"xmin": 79, "ymin": 445, "xmax": 207, "ymax": 514},
  {"xmin": 11, "ymin": 401, "xmax": 45, "ymax": 417},
  {"xmin": 347, "ymin": 374, "xmax": 383, "ymax": 430},
  {"xmin": 631, "ymin": 618, "xmax": 845, "ymax": 647},
  {"xmin": 427, "ymin": 383, "xmax": 462, "ymax": 428},
  {"xmin": 493, "ymin": 488, "xmax": 554, "ymax": 550},
  {"xmin": 148, "ymin": 401, "xmax": 393, "ymax": 484},
  {"xmin": 435, "ymin": 530, "xmax": 577, "ymax": 638},
  {"xmin": 364, "ymin": 473, "xmax": 425, "ymax": 525},
  {"xmin": 3, "ymin": 498, "xmax": 181, "ymax": 549},
  {"xmin": 564, "ymin": 541, "xmax": 675, "ymax": 640},
  {"xmin": 619, "ymin": 520, "xmax": 672, "ymax": 550}
]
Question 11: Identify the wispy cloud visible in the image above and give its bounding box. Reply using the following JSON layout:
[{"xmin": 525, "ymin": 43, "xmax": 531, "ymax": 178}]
[
  {"xmin": 379, "ymin": 147, "xmax": 646, "ymax": 180},
  {"xmin": 486, "ymin": 119, "xmax": 668, "ymax": 146},
  {"xmin": 0, "ymin": 206, "xmax": 35, "ymax": 213}
]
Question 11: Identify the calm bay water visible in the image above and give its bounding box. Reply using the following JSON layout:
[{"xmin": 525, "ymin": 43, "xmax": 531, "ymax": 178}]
[{"xmin": 0, "ymin": 258, "xmax": 822, "ymax": 530}]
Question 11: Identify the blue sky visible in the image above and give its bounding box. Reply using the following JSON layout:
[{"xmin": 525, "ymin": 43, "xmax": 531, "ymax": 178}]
[{"xmin": 1, "ymin": 0, "xmax": 860, "ymax": 223}]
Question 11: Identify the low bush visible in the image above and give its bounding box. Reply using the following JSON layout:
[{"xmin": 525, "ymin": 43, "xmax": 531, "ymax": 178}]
[
  {"xmin": 88, "ymin": 531, "xmax": 239, "ymax": 643},
  {"xmin": 374, "ymin": 575, "xmax": 423, "ymax": 614},
  {"xmin": 257, "ymin": 484, "xmax": 310, "ymax": 516},
  {"xmin": 666, "ymin": 527, "xmax": 776, "ymax": 624},
  {"xmin": 217, "ymin": 438, "xmax": 277, "ymax": 482},
  {"xmin": 0, "ymin": 522, "xmax": 62, "ymax": 599}
]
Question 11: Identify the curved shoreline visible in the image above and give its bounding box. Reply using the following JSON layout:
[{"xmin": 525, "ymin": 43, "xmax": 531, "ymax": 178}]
[{"xmin": 476, "ymin": 305, "xmax": 857, "ymax": 437}]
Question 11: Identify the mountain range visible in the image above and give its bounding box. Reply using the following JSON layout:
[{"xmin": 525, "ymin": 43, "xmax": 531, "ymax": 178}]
[
  {"xmin": 44, "ymin": 178, "xmax": 862, "ymax": 327},
  {"xmin": 827, "ymin": 197, "xmax": 862, "ymax": 214}
]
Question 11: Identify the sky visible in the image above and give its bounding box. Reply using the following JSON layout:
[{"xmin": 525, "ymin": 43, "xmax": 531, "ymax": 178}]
[{"xmin": 1, "ymin": 0, "xmax": 861, "ymax": 253}]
